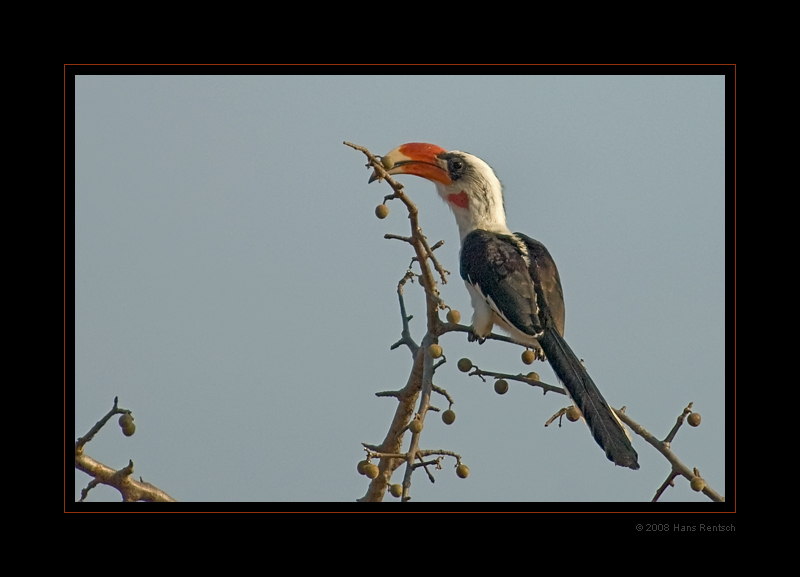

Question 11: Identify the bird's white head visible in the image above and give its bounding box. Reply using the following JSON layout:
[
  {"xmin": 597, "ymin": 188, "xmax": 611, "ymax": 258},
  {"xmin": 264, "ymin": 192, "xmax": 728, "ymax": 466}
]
[{"xmin": 370, "ymin": 142, "xmax": 509, "ymax": 240}]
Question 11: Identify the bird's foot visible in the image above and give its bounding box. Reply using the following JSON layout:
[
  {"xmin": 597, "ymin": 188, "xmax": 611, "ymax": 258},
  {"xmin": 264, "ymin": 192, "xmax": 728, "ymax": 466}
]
[
  {"xmin": 526, "ymin": 341, "xmax": 546, "ymax": 361},
  {"xmin": 467, "ymin": 329, "xmax": 486, "ymax": 344}
]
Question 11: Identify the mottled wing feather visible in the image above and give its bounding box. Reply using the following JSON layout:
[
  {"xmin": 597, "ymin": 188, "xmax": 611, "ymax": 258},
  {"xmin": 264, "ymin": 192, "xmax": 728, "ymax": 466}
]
[
  {"xmin": 513, "ymin": 232, "xmax": 565, "ymax": 337},
  {"xmin": 460, "ymin": 230, "xmax": 544, "ymax": 337}
]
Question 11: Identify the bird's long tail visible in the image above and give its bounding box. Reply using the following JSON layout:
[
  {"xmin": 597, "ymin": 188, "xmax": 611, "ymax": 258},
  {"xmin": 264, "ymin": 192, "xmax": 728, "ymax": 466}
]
[{"xmin": 538, "ymin": 327, "xmax": 640, "ymax": 470}]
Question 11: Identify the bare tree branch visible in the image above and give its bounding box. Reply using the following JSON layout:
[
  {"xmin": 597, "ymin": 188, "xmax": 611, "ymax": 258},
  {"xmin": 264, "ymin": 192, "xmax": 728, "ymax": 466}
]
[
  {"xmin": 616, "ymin": 406, "xmax": 723, "ymax": 502},
  {"xmin": 75, "ymin": 398, "xmax": 176, "ymax": 502}
]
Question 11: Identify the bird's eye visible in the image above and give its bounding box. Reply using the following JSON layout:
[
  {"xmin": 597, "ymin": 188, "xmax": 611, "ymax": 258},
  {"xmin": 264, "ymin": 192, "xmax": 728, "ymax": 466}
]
[{"xmin": 450, "ymin": 159, "xmax": 463, "ymax": 172}]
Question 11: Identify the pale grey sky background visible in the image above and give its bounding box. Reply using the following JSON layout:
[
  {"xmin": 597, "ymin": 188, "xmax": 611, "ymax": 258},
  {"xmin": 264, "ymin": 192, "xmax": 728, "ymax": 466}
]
[{"xmin": 74, "ymin": 74, "xmax": 726, "ymax": 504}]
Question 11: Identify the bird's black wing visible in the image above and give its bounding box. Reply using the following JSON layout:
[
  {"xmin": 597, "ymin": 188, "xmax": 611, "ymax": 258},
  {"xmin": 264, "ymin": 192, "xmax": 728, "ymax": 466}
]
[{"xmin": 460, "ymin": 230, "xmax": 545, "ymax": 337}]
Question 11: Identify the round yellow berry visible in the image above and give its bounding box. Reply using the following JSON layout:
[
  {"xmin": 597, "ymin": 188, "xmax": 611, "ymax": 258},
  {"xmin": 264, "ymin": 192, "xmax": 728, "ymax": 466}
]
[
  {"xmin": 456, "ymin": 464, "xmax": 469, "ymax": 479},
  {"xmin": 526, "ymin": 372, "xmax": 539, "ymax": 381},
  {"xmin": 690, "ymin": 477, "xmax": 706, "ymax": 492},
  {"xmin": 566, "ymin": 406, "xmax": 582, "ymax": 422},
  {"xmin": 521, "ymin": 350, "xmax": 536, "ymax": 365},
  {"xmin": 442, "ymin": 409, "xmax": 456, "ymax": 425},
  {"xmin": 118, "ymin": 413, "xmax": 135, "ymax": 437},
  {"xmin": 364, "ymin": 464, "xmax": 380, "ymax": 479},
  {"xmin": 390, "ymin": 484, "xmax": 403, "ymax": 498},
  {"xmin": 409, "ymin": 419, "xmax": 423, "ymax": 434},
  {"xmin": 428, "ymin": 344, "xmax": 443, "ymax": 358},
  {"xmin": 375, "ymin": 204, "xmax": 389, "ymax": 219},
  {"xmin": 446, "ymin": 309, "xmax": 461, "ymax": 324},
  {"xmin": 688, "ymin": 413, "xmax": 701, "ymax": 427},
  {"xmin": 457, "ymin": 358, "xmax": 472, "ymax": 372},
  {"xmin": 357, "ymin": 460, "xmax": 369, "ymax": 476},
  {"xmin": 494, "ymin": 379, "xmax": 509, "ymax": 395}
]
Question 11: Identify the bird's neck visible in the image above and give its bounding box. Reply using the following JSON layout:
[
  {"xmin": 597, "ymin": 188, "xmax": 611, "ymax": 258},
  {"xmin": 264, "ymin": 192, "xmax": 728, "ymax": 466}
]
[{"xmin": 436, "ymin": 182, "xmax": 511, "ymax": 242}]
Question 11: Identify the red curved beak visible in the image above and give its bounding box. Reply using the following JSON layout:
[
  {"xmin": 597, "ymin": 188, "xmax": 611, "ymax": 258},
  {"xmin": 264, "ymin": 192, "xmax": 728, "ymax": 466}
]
[{"xmin": 369, "ymin": 142, "xmax": 452, "ymax": 186}]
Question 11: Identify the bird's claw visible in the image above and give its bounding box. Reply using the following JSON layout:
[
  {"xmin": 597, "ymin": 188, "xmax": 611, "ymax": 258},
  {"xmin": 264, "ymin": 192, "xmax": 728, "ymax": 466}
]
[{"xmin": 467, "ymin": 329, "xmax": 486, "ymax": 344}]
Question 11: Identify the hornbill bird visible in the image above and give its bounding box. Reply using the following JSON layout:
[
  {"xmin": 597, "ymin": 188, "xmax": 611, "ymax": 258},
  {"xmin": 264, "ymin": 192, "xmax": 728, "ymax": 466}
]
[{"xmin": 369, "ymin": 142, "xmax": 639, "ymax": 470}]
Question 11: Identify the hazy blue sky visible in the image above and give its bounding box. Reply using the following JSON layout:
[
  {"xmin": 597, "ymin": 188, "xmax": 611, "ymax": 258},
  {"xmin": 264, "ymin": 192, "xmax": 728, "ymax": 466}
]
[{"xmin": 74, "ymin": 74, "xmax": 726, "ymax": 504}]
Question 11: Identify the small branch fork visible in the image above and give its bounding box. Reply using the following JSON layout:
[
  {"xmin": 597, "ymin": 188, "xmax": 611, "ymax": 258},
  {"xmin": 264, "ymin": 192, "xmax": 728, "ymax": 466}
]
[
  {"xmin": 464, "ymin": 363, "xmax": 566, "ymax": 396},
  {"xmin": 75, "ymin": 397, "xmax": 176, "ymax": 502},
  {"xmin": 75, "ymin": 396, "xmax": 128, "ymax": 452},
  {"xmin": 389, "ymin": 270, "xmax": 418, "ymax": 355},
  {"xmin": 616, "ymin": 404, "xmax": 724, "ymax": 502}
]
